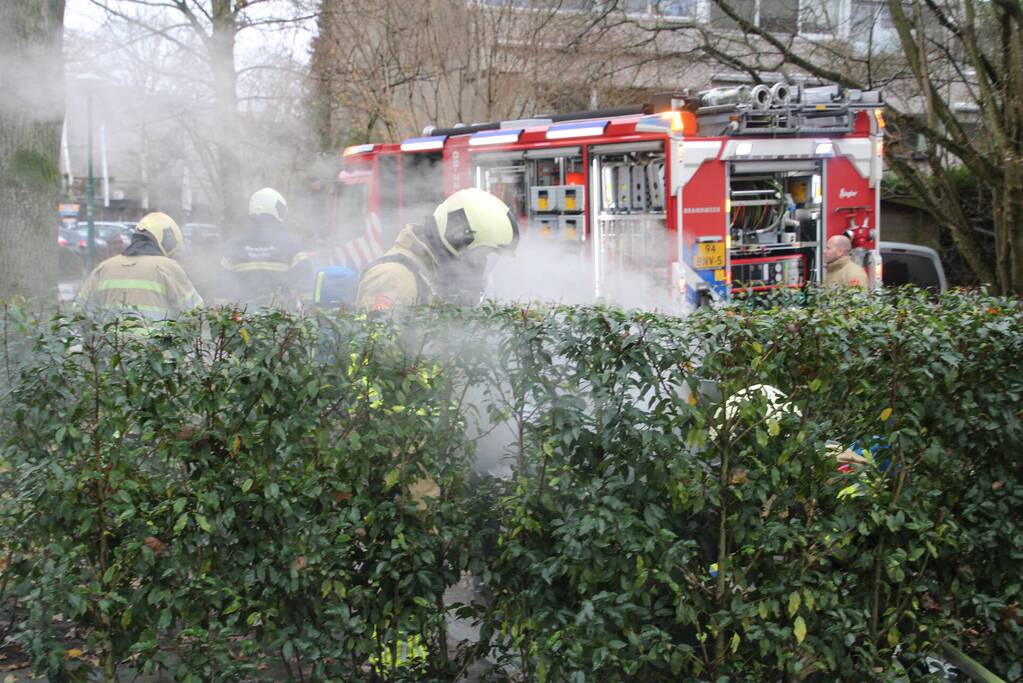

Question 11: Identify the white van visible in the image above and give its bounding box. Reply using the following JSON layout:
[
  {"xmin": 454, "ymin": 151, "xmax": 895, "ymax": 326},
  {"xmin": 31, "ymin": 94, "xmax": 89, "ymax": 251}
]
[{"xmin": 880, "ymin": 242, "xmax": 947, "ymax": 294}]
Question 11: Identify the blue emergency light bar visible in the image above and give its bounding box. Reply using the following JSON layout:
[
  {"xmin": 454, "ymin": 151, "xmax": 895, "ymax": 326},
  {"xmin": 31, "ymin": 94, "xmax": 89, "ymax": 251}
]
[
  {"xmin": 400, "ymin": 135, "xmax": 448, "ymax": 152},
  {"xmin": 469, "ymin": 129, "xmax": 524, "ymax": 146},
  {"xmin": 546, "ymin": 120, "xmax": 609, "ymax": 140}
]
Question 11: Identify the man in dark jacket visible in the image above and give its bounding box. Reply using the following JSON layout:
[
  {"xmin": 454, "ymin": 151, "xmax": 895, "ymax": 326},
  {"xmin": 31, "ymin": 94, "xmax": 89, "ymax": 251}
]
[{"xmin": 219, "ymin": 187, "xmax": 312, "ymax": 307}]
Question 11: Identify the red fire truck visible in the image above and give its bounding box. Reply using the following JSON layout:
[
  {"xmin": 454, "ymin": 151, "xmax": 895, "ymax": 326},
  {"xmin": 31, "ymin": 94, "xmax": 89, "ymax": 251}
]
[{"xmin": 332, "ymin": 82, "xmax": 884, "ymax": 309}]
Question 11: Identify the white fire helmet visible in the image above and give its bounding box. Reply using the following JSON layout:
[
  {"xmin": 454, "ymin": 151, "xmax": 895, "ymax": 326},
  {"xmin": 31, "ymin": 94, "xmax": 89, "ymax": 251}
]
[
  {"xmin": 711, "ymin": 384, "xmax": 801, "ymax": 438},
  {"xmin": 249, "ymin": 187, "xmax": 287, "ymax": 222}
]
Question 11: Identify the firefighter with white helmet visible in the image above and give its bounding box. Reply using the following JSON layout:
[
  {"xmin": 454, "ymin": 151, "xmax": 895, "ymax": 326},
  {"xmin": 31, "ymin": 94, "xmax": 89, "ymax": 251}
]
[
  {"xmin": 717, "ymin": 383, "xmax": 800, "ymax": 423},
  {"xmin": 218, "ymin": 187, "xmax": 313, "ymax": 307},
  {"xmin": 705, "ymin": 382, "xmax": 801, "ymax": 440},
  {"xmin": 710, "ymin": 382, "xmax": 868, "ymax": 468},
  {"xmin": 79, "ymin": 212, "xmax": 203, "ymax": 320},
  {"xmin": 355, "ymin": 188, "xmax": 519, "ymax": 310}
]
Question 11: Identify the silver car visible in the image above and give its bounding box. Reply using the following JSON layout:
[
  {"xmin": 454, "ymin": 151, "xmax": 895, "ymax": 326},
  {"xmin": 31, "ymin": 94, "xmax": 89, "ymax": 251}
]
[{"xmin": 879, "ymin": 241, "xmax": 947, "ymax": 294}]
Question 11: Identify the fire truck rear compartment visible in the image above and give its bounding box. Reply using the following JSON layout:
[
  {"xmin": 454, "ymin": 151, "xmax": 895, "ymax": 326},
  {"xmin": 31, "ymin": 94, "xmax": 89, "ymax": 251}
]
[
  {"xmin": 472, "ymin": 148, "xmax": 586, "ymax": 241},
  {"xmin": 472, "ymin": 143, "xmax": 670, "ymax": 304},
  {"xmin": 728, "ymin": 162, "xmax": 824, "ymax": 292},
  {"xmin": 591, "ymin": 144, "xmax": 668, "ymax": 299}
]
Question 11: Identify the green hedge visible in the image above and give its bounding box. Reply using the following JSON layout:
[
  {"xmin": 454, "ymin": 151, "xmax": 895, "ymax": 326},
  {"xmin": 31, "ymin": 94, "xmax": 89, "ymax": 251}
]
[
  {"xmin": 0, "ymin": 292, "xmax": 1021, "ymax": 682},
  {"xmin": 475, "ymin": 292, "xmax": 1023, "ymax": 682},
  {"xmin": 0, "ymin": 308, "xmax": 481, "ymax": 681}
]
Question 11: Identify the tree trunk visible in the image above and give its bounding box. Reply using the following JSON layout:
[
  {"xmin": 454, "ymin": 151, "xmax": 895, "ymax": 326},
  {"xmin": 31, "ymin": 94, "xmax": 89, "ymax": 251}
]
[
  {"xmin": 310, "ymin": 3, "xmax": 340, "ymax": 152},
  {"xmin": 210, "ymin": 0, "xmax": 242, "ymax": 229},
  {"xmin": 997, "ymin": 157, "xmax": 1023, "ymax": 295},
  {"xmin": 0, "ymin": 0, "xmax": 65, "ymax": 302},
  {"xmin": 997, "ymin": 8, "xmax": 1023, "ymax": 295}
]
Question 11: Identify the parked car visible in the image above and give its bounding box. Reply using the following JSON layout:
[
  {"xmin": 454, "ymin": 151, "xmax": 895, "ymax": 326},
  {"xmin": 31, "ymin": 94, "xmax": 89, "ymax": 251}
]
[
  {"xmin": 181, "ymin": 222, "xmax": 221, "ymax": 246},
  {"xmin": 90, "ymin": 221, "xmax": 136, "ymax": 255},
  {"xmin": 58, "ymin": 227, "xmax": 86, "ymax": 279},
  {"xmin": 879, "ymin": 241, "xmax": 947, "ymax": 294},
  {"xmin": 67, "ymin": 226, "xmax": 112, "ymax": 263}
]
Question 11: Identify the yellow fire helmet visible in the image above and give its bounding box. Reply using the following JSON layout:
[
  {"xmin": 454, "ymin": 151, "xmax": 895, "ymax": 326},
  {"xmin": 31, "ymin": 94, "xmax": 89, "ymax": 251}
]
[
  {"xmin": 136, "ymin": 212, "xmax": 184, "ymax": 258},
  {"xmin": 430, "ymin": 188, "xmax": 519, "ymax": 257},
  {"xmin": 249, "ymin": 187, "xmax": 287, "ymax": 222}
]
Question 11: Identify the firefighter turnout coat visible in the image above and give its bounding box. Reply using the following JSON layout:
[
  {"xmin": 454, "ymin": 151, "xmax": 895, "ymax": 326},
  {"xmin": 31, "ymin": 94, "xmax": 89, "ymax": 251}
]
[
  {"xmin": 355, "ymin": 225, "xmax": 439, "ymax": 311},
  {"xmin": 80, "ymin": 253, "xmax": 203, "ymax": 320},
  {"xmin": 219, "ymin": 215, "xmax": 312, "ymax": 306},
  {"xmin": 824, "ymin": 255, "xmax": 869, "ymax": 288}
]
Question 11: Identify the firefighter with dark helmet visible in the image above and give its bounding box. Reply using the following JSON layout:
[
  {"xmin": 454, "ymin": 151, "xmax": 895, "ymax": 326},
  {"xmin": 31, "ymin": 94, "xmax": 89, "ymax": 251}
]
[
  {"xmin": 355, "ymin": 188, "xmax": 519, "ymax": 311},
  {"xmin": 79, "ymin": 212, "xmax": 203, "ymax": 320},
  {"xmin": 218, "ymin": 187, "xmax": 313, "ymax": 307}
]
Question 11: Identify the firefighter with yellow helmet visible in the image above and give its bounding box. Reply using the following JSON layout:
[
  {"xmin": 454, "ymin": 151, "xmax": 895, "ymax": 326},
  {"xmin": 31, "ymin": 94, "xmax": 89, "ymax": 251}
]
[
  {"xmin": 354, "ymin": 188, "xmax": 518, "ymax": 673},
  {"xmin": 79, "ymin": 212, "xmax": 203, "ymax": 320},
  {"xmin": 355, "ymin": 188, "xmax": 519, "ymax": 310}
]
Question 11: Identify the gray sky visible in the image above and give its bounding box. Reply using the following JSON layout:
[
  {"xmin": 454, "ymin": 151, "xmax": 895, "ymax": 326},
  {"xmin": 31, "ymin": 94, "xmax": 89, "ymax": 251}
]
[{"xmin": 64, "ymin": 0, "xmax": 315, "ymax": 64}]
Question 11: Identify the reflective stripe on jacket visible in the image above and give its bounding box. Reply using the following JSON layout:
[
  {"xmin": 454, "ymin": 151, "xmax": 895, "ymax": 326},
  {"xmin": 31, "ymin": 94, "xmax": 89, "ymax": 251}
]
[
  {"xmin": 218, "ymin": 216, "xmax": 312, "ymax": 306},
  {"xmin": 79, "ymin": 254, "xmax": 203, "ymax": 320}
]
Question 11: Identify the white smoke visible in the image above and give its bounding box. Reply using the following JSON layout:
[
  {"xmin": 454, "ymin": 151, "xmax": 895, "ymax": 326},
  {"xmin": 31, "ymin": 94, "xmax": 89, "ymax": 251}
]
[
  {"xmin": 59, "ymin": 2, "xmax": 321, "ymax": 299},
  {"xmin": 487, "ymin": 233, "xmax": 679, "ymax": 313}
]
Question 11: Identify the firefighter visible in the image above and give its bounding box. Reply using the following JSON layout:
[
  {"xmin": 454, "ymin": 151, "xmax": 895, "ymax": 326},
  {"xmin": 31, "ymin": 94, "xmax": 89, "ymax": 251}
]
[
  {"xmin": 355, "ymin": 188, "xmax": 519, "ymax": 311},
  {"xmin": 823, "ymin": 234, "xmax": 868, "ymax": 288},
  {"xmin": 711, "ymin": 382, "xmax": 872, "ymax": 471},
  {"xmin": 79, "ymin": 212, "xmax": 203, "ymax": 320},
  {"xmin": 219, "ymin": 188, "xmax": 313, "ymax": 307}
]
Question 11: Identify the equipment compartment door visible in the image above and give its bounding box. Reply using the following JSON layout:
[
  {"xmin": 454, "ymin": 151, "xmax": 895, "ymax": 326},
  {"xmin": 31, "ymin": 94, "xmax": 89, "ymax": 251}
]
[
  {"xmin": 727, "ymin": 161, "xmax": 825, "ymax": 291},
  {"xmin": 589, "ymin": 141, "xmax": 669, "ymax": 307}
]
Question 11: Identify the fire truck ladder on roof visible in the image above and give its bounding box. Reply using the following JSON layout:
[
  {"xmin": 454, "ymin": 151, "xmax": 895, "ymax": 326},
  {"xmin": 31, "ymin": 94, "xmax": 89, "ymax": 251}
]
[
  {"xmin": 692, "ymin": 83, "xmax": 883, "ymax": 136},
  {"xmin": 415, "ymin": 83, "xmax": 881, "ymax": 140},
  {"xmin": 422, "ymin": 104, "xmax": 655, "ymax": 138}
]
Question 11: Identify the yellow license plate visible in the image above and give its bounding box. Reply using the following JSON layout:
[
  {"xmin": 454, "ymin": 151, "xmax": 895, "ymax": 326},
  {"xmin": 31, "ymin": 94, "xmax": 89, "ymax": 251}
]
[{"xmin": 694, "ymin": 241, "xmax": 725, "ymax": 269}]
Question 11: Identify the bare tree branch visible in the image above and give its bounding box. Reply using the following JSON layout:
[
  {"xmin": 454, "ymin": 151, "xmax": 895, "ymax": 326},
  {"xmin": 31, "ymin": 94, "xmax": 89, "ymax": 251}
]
[{"xmin": 86, "ymin": 0, "xmax": 208, "ymax": 59}]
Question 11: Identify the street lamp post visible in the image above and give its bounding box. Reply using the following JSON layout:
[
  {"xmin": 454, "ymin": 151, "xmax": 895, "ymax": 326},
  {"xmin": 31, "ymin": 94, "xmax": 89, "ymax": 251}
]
[
  {"xmin": 77, "ymin": 73, "xmax": 105, "ymax": 271},
  {"xmin": 86, "ymin": 91, "xmax": 95, "ymax": 269}
]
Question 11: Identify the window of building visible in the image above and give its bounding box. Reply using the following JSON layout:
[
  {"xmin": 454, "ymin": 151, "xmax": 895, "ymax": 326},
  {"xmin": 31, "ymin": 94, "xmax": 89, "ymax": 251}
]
[
  {"xmin": 710, "ymin": 0, "xmax": 839, "ymax": 33},
  {"xmin": 481, "ymin": 0, "xmax": 605, "ymax": 9},
  {"xmin": 480, "ymin": 0, "xmax": 836, "ymax": 30},
  {"xmin": 851, "ymin": 0, "xmax": 894, "ymax": 34},
  {"xmin": 710, "ymin": 0, "xmax": 756, "ymax": 29},
  {"xmin": 480, "ymin": 0, "xmax": 695, "ymax": 16},
  {"xmin": 622, "ymin": 0, "xmax": 652, "ymax": 13},
  {"xmin": 654, "ymin": 0, "xmax": 697, "ymax": 17},
  {"xmin": 760, "ymin": 0, "xmax": 798, "ymax": 32},
  {"xmin": 800, "ymin": 0, "xmax": 841, "ymax": 33}
]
